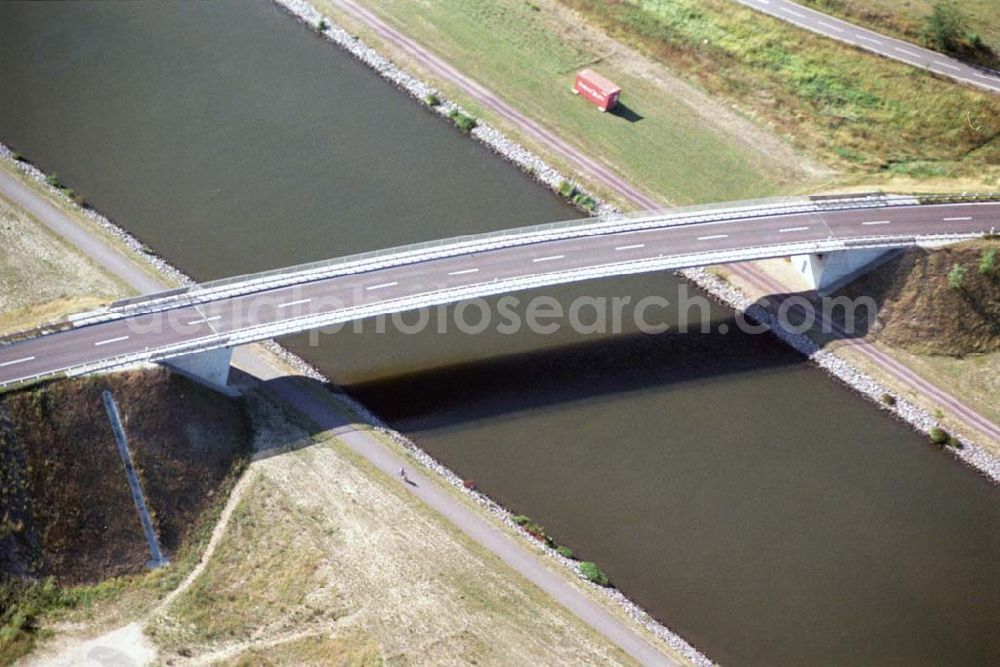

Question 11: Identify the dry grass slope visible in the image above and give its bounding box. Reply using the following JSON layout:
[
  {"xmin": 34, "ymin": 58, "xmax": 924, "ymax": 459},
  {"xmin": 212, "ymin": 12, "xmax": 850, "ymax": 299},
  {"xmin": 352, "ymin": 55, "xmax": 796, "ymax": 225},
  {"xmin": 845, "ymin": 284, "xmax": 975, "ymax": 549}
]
[
  {"xmin": 0, "ymin": 369, "xmax": 250, "ymax": 584},
  {"xmin": 149, "ymin": 434, "xmax": 639, "ymax": 666},
  {"xmin": 838, "ymin": 239, "xmax": 1000, "ymax": 355},
  {"xmin": 0, "ymin": 194, "xmax": 127, "ymax": 335}
]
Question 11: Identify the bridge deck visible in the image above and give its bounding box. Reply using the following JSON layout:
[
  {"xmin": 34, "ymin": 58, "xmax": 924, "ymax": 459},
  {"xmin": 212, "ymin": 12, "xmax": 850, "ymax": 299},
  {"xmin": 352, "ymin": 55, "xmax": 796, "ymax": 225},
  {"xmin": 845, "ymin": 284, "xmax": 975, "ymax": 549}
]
[{"xmin": 1, "ymin": 199, "xmax": 996, "ymax": 389}]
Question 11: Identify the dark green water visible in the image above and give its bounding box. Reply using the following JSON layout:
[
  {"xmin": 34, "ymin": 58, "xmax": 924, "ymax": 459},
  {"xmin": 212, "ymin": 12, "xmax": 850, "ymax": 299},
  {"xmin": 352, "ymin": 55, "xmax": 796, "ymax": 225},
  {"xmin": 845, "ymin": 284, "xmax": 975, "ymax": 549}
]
[{"xmin": 1, "ymin": 2, "xmax": 998, "ymax": 664}]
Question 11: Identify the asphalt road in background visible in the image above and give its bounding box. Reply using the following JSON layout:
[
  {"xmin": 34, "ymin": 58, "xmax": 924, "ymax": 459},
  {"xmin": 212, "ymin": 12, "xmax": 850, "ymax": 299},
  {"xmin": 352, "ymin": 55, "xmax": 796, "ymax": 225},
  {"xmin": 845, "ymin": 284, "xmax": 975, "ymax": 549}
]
[{"xmin": 735, "ymin": 0, "xmax": 1000, "ymax": 94}]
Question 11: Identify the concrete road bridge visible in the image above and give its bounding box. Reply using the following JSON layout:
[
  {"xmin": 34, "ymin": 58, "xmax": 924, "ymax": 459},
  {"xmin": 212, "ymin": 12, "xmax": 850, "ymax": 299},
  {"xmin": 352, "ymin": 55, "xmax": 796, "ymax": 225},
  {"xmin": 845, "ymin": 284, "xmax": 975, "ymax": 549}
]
[{"xmin": 0, "ymin": 192, "xmax": 996, "ymax": 391}]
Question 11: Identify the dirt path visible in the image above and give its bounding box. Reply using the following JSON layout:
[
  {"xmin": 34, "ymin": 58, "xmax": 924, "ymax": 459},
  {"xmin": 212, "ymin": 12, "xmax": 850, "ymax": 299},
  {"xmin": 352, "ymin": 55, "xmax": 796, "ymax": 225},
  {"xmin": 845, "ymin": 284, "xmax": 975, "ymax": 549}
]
[{"xmin": 329, "ymin": 0, "xmax": 999, "ymax": 446}]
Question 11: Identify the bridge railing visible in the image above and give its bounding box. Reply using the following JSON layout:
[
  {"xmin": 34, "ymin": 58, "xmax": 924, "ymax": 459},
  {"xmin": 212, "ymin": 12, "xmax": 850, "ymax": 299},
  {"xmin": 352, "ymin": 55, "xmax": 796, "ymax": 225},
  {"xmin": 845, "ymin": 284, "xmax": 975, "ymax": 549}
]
[
  {"xmin": 38, "ymin": 191, "xmax": 1000, "ymax": 330},
  {"xmin": 71, "ymin": 192, "xmax": 909, "ymax": 323},
  {"xmin": 1, "ymin": 225, "xmax": 986, "ymax": 391}
]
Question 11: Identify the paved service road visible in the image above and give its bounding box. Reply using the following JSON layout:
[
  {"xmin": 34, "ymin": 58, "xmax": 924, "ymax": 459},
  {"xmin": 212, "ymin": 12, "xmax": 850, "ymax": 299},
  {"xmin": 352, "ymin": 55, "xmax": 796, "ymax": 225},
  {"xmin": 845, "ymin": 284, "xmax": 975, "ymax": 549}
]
[
  {"xmin": 736, "ymin": 0, "xmax": 1000, "ymax": 94},
  {"xmin": 1, "ymin": 201, "xmax": 996, "ymax": 387}
]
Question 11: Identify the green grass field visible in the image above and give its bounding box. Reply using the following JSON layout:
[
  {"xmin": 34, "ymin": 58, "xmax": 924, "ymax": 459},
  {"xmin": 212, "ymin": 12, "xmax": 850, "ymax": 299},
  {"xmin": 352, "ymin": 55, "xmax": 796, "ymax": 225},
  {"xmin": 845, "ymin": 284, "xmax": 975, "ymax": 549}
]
[
  {"xmin": 797, "ymin": 0, "xmax": 1000, "ymax": 68},
  {"xmin": 319, "ymin": 0, "xmax": 827, "ymax": 205},
  {"xmin": 564, "ymin": 0, "xmax": 1000, "ymax": 185}
]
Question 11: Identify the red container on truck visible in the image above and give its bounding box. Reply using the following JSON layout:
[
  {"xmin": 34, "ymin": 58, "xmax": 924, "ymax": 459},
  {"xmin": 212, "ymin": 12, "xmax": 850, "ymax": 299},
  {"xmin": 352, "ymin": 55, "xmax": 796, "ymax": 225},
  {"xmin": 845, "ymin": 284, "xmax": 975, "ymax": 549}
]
[{"xmin": 572, "ymin": 69, "xmax": 620, "ymax": 112}]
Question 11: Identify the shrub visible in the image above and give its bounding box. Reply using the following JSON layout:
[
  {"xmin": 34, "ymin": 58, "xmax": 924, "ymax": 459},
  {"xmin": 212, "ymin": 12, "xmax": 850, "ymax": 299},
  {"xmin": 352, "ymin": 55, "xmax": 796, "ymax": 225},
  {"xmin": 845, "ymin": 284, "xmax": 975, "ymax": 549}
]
[
  {"xmin": 947, "ymin": 263, "xmax": 966, "ymax": 290},
  {"xmin": 578, "ymin": 561, "xmax": 609, "ymax": 586},
  {"xmin": 924, "ymin": 2, "xmax": 967, "ymax": 53},
  {"xmin": 979, "ymin": 248, "xmax": 997, "ymax": 276},
  {"xmin": 424, "ymin": 93, "xmax": 441, "ymax": 106},
  {"xmin": 317, "ymin": 19, "xmax": 329, "ymax": 32},
  {"xmin": 880, "ymin": 393, "xmax": 896, "ymax": 407},
  {"xmin": 447, "ymin": 108, "xmax": 477, "ymax": 132},
  {"xmin": 511, "ymin": 514, "xmax": 531, "ymax": 526},
  {"xmin": 947, "ymin": 435, "xmax": 962, "ymax": 449},
  {"xmin": 557, "ymin": 180, "xmax": 576, "ymax": 198},
  {"xmin": 572, "ymin": 192, "xmax": 597, "ymax": 211},
  {"xmin": 556, "ymin": 545, "xmax": 575, "ymax": 559},
  {"xmin": 44, "ymin": 173, "xmax": 64, "ymax": 189},
  {"xmin": 929, "ymin": 426, "xmax": 949, "ymax": 445}
]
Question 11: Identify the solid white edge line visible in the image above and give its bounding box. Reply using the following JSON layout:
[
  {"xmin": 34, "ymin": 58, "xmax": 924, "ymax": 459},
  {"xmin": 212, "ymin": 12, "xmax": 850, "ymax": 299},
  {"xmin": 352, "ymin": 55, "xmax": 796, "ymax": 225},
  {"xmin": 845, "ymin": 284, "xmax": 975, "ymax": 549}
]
[
  {"xmin": 94, "ymin": 335, "xmax": 129, "ymax": 347},
  {"xmin": 0, "ymin": 356, "xmax": 35, "ymax": 367},
  {"xmin": 532, "ymin": 255, "xmax": 565, "ymax": 263},
  {"xmin": 365, "ymin": 281, "xmax": 399, "ymax": 291},
  {"xmin": 934, "ymin": 61, "xmax": 961, "ymax": 71}
]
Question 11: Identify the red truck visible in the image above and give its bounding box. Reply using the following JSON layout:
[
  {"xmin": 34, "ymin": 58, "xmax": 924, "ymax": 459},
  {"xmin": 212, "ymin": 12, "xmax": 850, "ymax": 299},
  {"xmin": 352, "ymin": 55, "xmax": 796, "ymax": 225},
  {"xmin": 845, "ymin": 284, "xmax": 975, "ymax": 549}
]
[{"xmin": 572, "ymin": 69, "xmax": 621, "ymax": 112}]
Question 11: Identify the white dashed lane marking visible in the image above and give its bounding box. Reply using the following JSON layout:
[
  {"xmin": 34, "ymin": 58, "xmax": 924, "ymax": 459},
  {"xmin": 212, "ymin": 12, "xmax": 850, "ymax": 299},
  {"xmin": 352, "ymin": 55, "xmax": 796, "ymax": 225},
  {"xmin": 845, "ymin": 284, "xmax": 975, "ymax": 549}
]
[
  {"xmin": 277, "ymin": 298, "xmax": 311, "ymax": 308},
  {"xmin": 94, "ymin": 335, "xmax": 129, "ymax": 347},
  {"xmin": 0, "ymin": 356, "xmax": 34, "ymax": 367}
]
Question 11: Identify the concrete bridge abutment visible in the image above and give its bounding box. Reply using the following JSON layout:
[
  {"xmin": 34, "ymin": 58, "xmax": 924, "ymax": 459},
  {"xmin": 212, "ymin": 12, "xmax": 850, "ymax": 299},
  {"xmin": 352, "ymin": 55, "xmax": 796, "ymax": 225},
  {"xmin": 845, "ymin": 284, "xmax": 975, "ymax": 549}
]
[
  {"xmin": 792, "ymin": 248, "xmax": 898, "ymax": 294},
  {"xmin": 162, "ymin": 346, "xmax": 237, "ymax": 396}
]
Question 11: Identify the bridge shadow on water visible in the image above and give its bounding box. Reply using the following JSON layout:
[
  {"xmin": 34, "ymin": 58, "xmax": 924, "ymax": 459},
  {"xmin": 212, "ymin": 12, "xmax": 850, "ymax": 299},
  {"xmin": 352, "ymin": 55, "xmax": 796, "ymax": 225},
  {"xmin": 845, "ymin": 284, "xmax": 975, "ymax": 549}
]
[{"xmin": 337, "ymin": 314, "xmax": 808, "ymax": 432}]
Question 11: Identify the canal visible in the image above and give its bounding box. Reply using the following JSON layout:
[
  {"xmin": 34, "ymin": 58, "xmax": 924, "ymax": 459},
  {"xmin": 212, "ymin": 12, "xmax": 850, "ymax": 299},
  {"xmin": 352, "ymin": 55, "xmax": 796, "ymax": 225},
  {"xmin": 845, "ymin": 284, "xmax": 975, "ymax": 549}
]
[{"xmin": 1, "ymin": 1, "xmax": 998, "ymax": 664}]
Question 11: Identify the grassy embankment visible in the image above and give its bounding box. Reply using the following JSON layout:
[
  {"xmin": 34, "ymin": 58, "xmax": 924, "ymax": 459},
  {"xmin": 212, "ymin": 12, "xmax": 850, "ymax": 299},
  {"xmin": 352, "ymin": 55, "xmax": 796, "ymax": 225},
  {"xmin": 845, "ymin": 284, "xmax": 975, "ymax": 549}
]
[
  {"xmin": 325, "ymin": 0, "xmax": 999, "ymax": 198},
  {"xmin": 0, "ymin": 370, "xmax": 252, "ymax": 664},
  {"xmin": 561, "ymin": 0, "xmax": 1000, "ymax": 188},
  {"xmin": 796, "ymin": 0, "xmax": 1000, "ymax": 69},
  {"xmin": 0, "ymin": 192, "xmax": 127, "ymax": 335},
  {"xmin": 833, "ymin": 239, "xmax": 1000, "ymax": 446},
  {"xmin": 146, "ymin": 405, "xmax": 646, "ymax": 665},
  {"xmin": 317, "ymin": 0, "xmax": 831, "ymax": 206}
]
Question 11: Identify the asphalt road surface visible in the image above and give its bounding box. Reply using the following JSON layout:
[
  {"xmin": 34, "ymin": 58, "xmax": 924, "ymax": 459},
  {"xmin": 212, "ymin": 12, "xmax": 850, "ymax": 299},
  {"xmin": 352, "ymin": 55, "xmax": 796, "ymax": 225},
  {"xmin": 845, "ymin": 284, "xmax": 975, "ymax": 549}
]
[
  {"xmin": 1, "ymin": 201, "xmax": 995, "ymax": 386},
  {"xmin": 736, "ymin": 0, "xmax": 1000, "ymax": 94}
]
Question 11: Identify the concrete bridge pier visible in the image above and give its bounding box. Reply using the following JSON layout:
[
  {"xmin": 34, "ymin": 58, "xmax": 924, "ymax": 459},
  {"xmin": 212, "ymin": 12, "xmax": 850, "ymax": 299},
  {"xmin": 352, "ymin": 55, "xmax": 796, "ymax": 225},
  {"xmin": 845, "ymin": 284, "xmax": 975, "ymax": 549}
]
[
  {"xmin": 792, "ymin": 248, "xmax": 897, "ymax": 294},
  {"xmin": 162, "ymin": 346, "xmax": 237, "ymax": 396}
]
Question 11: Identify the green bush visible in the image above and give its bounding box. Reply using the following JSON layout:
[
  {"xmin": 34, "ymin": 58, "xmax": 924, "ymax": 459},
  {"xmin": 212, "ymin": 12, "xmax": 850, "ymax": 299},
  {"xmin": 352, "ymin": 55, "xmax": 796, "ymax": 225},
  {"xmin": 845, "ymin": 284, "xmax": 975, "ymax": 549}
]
[
  {"xmin": 979, "ymin": 248, "xmax": 997, "ymax": 276},
  {"xmin": 929, "ymin": 426, "xmax": 949, "ymax": 445},
  {"xmin": 44, "ymin": 173, "xmax": 64, "ymax": 189},
  {"xmin": 572, "ymin": 192, "xmax": 597, "ymax": 212},
  {"xmin": 447, "ymin": 108, "xmax": 477, "ymax": 133},
  {"xmin": 924, "ymin": 2, "xmax": 967, "ymax": 53},
  {"xmin": 947, "ymin": 263, "xmax": 966, "ymax": 290},
  {"xmin": 556, "ymin": 545, "xmax": 575, "ymax": 559},
  {"xmin": 511, "ymin": 514, "xmax": 531, "ymax": 526},
  {"xmin": 578, "ymin": 561, "xmax": 609, "ymax": 586},
  {"xmin": 317, "ymin": 19, "xmax": 329, "ymax": 32},
  {"xmin": 880, "ymin": 393, "xmax": 897, "ymax": 407},
  {"xmin": 424, "ymin": 93, "xmax": 441, "ymax": 106},
  {"xmin": 557, "ymin": 180, "xmax": 576, "ymax": 198}
]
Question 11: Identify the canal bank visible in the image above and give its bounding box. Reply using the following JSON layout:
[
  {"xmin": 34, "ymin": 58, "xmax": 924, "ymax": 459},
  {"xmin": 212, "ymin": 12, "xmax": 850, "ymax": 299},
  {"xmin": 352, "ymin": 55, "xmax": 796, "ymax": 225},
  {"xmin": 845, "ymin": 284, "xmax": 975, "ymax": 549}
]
[{"xmin": 1, "ymin": 2, "xmax": 1000, "ymax": 664}]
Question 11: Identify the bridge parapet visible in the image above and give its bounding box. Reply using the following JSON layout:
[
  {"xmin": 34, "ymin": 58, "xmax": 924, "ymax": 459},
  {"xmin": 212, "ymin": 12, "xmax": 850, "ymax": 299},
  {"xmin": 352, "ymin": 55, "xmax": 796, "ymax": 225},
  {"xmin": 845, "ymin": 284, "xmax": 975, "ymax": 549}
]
[{"xmin": 70, "ymin": 191, "xmax": 958, "ymax": 328}]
